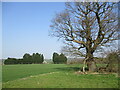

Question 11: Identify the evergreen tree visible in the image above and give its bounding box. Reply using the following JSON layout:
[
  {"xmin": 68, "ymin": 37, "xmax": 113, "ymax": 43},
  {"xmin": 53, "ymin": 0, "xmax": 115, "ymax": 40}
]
[
  {"xmin": 59, "ymin": 53, "xmax": 67, "ymax": 64},
  {"xmin": 32, "ymin": 53, "xmax": 44, "ymax": 64},
  {"xmin": 32, "ymin": 53, "xmax": 36, "ymax": 64},
  {"xmin": 41, "ymin": 54, "xmax": 44, "ymax": 63},
  {"xmin": 36, "ymin": 53, "xmax": 40, "ymax": 64},
  {"xmin": 23, "ymin": 53, "xmax": 32, "ymax": 64},
  {"xmin": 53, "ymin": 52, "xmax": 59, "ymax": 64}
]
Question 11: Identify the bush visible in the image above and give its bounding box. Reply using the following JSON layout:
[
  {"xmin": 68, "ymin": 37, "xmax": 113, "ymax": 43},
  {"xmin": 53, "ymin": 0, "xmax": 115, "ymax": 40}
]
[{"xmin": 106, "ymin": 52, "xmax": 119, "ymax": 72}]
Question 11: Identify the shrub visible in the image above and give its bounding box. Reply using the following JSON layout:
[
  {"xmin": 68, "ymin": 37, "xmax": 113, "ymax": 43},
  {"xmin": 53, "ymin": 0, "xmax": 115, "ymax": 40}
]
[{"xmin": 106, "ymin": 52, "xmax": 119, "ymax": 72}]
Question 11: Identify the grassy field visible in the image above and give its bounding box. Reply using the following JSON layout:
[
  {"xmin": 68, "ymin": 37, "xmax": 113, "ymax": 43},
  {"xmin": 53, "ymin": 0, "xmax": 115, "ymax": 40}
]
[{"xmin": 2, "ymin": 64, "xmax": 119, "ymax": 88}]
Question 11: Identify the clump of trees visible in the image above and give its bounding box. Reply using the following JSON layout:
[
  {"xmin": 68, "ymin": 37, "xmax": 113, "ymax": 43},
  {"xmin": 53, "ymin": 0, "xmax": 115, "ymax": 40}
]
[
  {"xmin": 52, "ymin": 52, "xmax": 67, "ymax": 64},
  {"xmin": 4, "ymin": 53, "xmax": 44, "ymax": 65}
]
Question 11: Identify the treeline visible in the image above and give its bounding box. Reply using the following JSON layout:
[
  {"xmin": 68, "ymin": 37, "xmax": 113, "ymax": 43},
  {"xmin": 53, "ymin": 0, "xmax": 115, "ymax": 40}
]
[
  {"xmin": 53, "ymin": 52, "xmax": 67, "ymax": 64},
  {"xmin": 4, "ymin": 53, "xmax": 44, "ymax": 65},
  {"xmin": 4, "ymin": 52, "xmax": 68, "ymax": 65}
]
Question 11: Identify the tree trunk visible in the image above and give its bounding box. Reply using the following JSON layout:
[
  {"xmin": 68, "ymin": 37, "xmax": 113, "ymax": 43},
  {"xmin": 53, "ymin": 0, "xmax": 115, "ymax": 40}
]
[
  {"xmin": 82, "ymin": 57, "xmax": 88, "ymax": 73},
  {"xmin": 86, "ymin": 59, "xmax": 97, "ymax": 72},
  {"xmin": 86, "ymin": 52, "xmax": 97, "ymax": 72}
]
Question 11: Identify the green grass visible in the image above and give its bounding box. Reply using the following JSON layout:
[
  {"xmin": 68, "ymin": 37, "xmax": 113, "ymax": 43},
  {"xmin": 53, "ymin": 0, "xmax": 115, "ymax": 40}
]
[
  {"xmin": 2, "ymin": 64, "xmax": 82, "ymax": 82},
  {"xmin": 2, "ymin": 64, "xmax": 119, "ymax": 88}
]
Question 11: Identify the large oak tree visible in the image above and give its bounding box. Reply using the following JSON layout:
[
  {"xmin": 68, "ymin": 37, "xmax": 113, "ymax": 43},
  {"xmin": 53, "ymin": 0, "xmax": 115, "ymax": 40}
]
[{"xmin": 50, "ymin": 2, "xmax": 118, "ymax": 72}]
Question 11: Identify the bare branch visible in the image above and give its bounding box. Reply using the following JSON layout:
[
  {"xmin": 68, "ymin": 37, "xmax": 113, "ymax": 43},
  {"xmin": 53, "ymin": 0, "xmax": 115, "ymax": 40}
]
[{"xmin": 50, "ymin": 2, "xmax": 118, "ymax": 59}]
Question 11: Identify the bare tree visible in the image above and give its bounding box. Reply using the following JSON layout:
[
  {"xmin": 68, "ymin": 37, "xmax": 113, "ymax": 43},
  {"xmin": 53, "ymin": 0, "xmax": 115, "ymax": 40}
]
[{"xmin": 50, "ymin": 2, "xmax": 118, "ymax": 72}]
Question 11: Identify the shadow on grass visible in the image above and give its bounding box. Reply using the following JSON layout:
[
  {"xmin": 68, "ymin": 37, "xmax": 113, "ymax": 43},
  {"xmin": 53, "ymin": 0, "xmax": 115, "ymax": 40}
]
[{"xmin": 55, "ymin": 67, "xmax": 82, "ymax": 72}]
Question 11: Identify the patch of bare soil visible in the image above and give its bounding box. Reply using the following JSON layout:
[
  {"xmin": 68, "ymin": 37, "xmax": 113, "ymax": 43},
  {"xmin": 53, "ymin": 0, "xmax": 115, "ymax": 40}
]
[
  {"xmin": 74, "ymin": 71, "xmax": 87, "ymax": 74},
  {"xmin": 74, "ymin": 71, "xmax": 118, "ymax": 75}
]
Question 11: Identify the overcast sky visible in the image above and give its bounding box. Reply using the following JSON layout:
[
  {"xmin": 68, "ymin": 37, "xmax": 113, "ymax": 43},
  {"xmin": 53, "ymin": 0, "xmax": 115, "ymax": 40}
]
[{"xmin": 2, "ymin": 2, "xmax": 66, "ymax": 59}]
